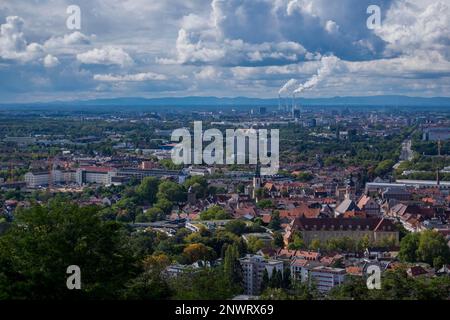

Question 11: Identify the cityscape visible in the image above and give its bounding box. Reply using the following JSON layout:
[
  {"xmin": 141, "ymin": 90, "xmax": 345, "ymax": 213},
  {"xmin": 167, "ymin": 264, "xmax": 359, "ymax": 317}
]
[{"xmin": 0, "ymin": 0, "xmax": 449, "ymax": 307}]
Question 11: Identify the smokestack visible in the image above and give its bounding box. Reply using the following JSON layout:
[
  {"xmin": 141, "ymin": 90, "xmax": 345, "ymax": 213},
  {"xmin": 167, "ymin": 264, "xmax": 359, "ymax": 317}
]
[{"xmin": 291, "ymin": 92, "xmax": 296, "ymax": 116}]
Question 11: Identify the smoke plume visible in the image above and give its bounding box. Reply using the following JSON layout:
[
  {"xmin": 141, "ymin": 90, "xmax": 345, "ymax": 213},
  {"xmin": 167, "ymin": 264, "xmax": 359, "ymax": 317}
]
[
  {"xmin": 278, "ymin": 78, "xmax": 298, "ymax": 95},
  {"xmin": 293, "ymin": 56, "xmax": 338, "ymax": 94}
]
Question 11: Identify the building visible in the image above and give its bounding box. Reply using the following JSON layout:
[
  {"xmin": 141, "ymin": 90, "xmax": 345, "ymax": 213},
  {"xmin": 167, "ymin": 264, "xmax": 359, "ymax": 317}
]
[
  {"xmin": 357, "ymin": 195, "xmax": 380, "ymax": 217},
  {"xmin": 335, "ymin": 197, "xmax": 361, "ymax": 217},
  {"xmin": 239, "ymin": 255, "xmax": 283, "ymax": 295},
  {"xmin": 252, "ymin": 164, "xmax": 262, "ymax": 201},
  {"xmin": 24, "ymin": 171, "xmax": 51, "ymax": 188},
  {"xmin": 24, "ymin": 169, "xmax": 76, "ymax": 188},
  {"xmin": 422, "ymin": 127, "xmax": 450, "ymax": 141},
  {"xmin": 382, "ymin": 187, "xmax": 411, "ymax": 201},
  {"xmin": 76, "ymin": 167, "xmax": 117, "ymax": 185},
  {"xmin": 117, "ymin": 168, "xmax": 181, "ymax": 181},
  {"xmin": 3, "ymin": 136, "xmax": 36, "ymax": 145},
  {"xmin": 284, "ymin": 217, "xmax": 399, "ymax": 247},
  {"xmin": 309, "ymin": 266, "xmax": 346, "ymax": 292}
]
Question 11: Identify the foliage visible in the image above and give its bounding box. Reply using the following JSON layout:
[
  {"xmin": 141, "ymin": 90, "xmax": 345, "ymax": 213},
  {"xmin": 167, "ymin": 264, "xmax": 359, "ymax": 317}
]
[
  {"xmin": 399, "ymin": 230, "xmax": 450, "ymax": 267},
  {"xmin": 199, "ymin": 205, "xmax": 230, "ymax": 220},
  {"xmin": 0, "ymin": 202, "xmax": 139, "ymax": 299}
]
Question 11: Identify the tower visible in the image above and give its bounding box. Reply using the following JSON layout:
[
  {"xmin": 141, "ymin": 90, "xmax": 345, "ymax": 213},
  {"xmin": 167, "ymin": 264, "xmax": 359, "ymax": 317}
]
[{"xmin": 252, "ymin": 163, "xmax": 262, "ymax": 201}]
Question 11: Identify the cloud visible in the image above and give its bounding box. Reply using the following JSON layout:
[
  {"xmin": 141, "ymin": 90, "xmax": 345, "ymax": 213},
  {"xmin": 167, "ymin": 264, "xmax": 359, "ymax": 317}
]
[
  {"xmin": 43, "ymin": 54, "xmax": 59, "ymax": 68},
  {"xmin": 0, "ymin": 16, "xmax": 44, "ymax": 62},
  {"xmin": 194, "ymin": 66, "xmax": 222, "ymax": 80},
  {"xmin": 44, "ymin": 31, "xmax": 93, "ymax": 48},
  {"xmin": 325, "ymin": 20, "xmax": 339, "ymax": 34},
  {"xmin": 375, "ymin": 0, "xmax": 450, "ymax": 57},
  {"xmin": 93, "ymin": 72, "xmax": 167, "ymax": 82},
  {"xmin": 0, "ymin": 0, "xmax": 449, "ymax": 101},
  {"xmin": 77, "ymin": 47, "xmax": 134, "ymax": 67}
]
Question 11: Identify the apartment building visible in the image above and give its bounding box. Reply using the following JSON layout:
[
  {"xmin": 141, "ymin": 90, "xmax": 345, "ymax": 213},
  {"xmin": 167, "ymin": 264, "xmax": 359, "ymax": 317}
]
[
  {"xmin": 76, "ymin": 167, "xmax": 117, "ymax": 185},
  {"xmin": 309, "ymin": 266, "xmax": 346, "ymax": 292},
  {"xmin": 24, "ymin": 169, "xmax": 77, "ymax": 188},
  {"xmin": 239, "ymin": 255, "xmax": 283, "ymax": 295}
]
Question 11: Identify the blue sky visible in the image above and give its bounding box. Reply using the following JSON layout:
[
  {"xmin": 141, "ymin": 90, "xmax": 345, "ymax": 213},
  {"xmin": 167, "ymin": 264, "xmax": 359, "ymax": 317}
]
[{"xmin": 0, "ymin": 0, "xmax": 449, "ymax": 102}]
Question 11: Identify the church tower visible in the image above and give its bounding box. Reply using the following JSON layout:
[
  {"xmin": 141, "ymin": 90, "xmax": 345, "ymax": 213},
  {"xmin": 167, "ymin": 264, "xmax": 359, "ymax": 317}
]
[{"xmin": 252, "ymin": 163, "xmax": 262, "ymax": 201}]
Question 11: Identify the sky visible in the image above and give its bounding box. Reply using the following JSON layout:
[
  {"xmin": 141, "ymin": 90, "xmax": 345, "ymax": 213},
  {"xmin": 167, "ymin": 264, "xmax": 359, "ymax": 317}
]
[{"xmin": 0, "ymin": 0, "xmax": 449, "ymax": 103}]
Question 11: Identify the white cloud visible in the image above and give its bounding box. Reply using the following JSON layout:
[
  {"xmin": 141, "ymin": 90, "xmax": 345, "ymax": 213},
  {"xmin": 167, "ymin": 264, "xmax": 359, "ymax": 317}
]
[
  {"xmin": 0, "ymin": 16, "xmax": 44, "ymax": 62},
  {"xmin": 43, "ymin": 54, "xmax": 59, "ymax": 68},
  {"xmin": 376, "ymin": 0, "xmax": 450, "ymax": 57},
  {"xmin": 93, "ymin": 72, "xmax": 167, "ymax": 82},
  {"xmin": 44, "ymin": 31, "xmax": 93, "ymax": 48},
  {"xmin": 194, "ymin": 66, "xmax": 222, "ymax": 80},
  {"xmin": 325, "ymin": 20, "xmax": 339, "ymax": 34},
  {"xmin": 77, "ymin": 47, "xmax": 134, "ymax": 67}
]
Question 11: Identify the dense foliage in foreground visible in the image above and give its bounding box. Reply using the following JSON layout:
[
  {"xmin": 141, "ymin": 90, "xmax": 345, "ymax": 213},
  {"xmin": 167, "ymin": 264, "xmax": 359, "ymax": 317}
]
[{"xmin": 0, "ymin": 202, "xmax": 240, "ymax": 300}]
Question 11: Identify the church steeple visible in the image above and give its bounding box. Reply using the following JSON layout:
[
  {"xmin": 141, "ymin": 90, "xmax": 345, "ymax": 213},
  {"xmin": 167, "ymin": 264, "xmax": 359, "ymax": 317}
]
[{"xmin": 253, "ymin": 162, "xmax": 262, "ymax": 201}]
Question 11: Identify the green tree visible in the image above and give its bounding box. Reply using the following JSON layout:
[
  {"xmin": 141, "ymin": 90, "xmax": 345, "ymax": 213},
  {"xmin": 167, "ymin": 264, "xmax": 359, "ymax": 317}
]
[
  {"xmin": 260, "ymin": 268, "xmax": 269, "ymax": 293},
  {"xmin": 247, "ymin": 236, "xmax": 265, "ymax": 253},
  {"xmin": 417, "ymin": 230, "xmax": 450, "ymax": 267},
  {"xmin": 309, "ymin": 239, "xmax": 322, "ymax": 251},
  {"xmin": 399, "ymin": 232, "xmax": 420, "ymax": 262},
  {"xmin": 170, "ymin": 268, "xmax": 241, "ymax": 299},
  {"xmin": 200, "ymin": 205, "xmax": 230, "ymax": 220},
  {"xmin": 183, "ymin": 243, "xmax": 216, "ymax": 264},
  {"xmin": 223, "ymin": 244, "xmax": 242, "ymax": 284},
  {"xmin": 259, "ymin": 288, "xmax": 290, "ymax": 300},
  {"xmin": 154, "ymin": 197, "xmax": 173, "ymax": 214},
  {"xmin": 282, "ymin": 268, "xmax": 291, "ymax": 289},
  {"xmin": 136, "ymin": 177, "xmax": 159, "ymax": 204},
  {"xmin": 224, "ymin": 220, "xmax": 247, "ymax": 236},
  {"xmin": 184, "ymin": 176, "xmax": 208, "ymax": 198},
  {"xmin": 273, "ymin": 232, "xmax": 284, "ymax": 248},
  {"xmin": 0, "ymin": 202, "xmax": 138, "ymax": 299},
  {"xmin": 268, "ymin": 210, "xmax": 281, "ymax": 230},
  {"xmin": 288, "ymin": 231, "xmax": 305, "ymax": 250},
  {"xmin": 157, "ymin": 180, "xmax": 186, "ymax": 203}
]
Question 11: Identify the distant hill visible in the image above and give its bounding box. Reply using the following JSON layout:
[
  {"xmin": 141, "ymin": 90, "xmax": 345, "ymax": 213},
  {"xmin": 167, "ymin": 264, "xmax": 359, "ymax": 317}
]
[{"xmin": 3, "ymin": 95, "xmax": 450, "ymax": 108}]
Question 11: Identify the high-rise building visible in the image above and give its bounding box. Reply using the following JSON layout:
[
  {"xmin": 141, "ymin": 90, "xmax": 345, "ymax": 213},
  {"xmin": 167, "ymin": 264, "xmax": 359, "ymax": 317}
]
[{"xmin": 239, "ymin": 255, "xmax": 283, "ymax": 295}]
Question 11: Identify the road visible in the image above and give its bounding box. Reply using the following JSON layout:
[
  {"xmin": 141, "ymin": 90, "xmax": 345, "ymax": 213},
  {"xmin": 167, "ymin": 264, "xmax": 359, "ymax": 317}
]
[{"xmin": 393, "ymin": 139, "xmax": 414, "ymax": 170}]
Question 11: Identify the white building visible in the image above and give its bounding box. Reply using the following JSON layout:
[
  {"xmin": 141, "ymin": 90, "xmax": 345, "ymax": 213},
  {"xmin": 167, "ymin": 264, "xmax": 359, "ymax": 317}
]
[
  {"xmin": 239, "ymin": 254, "xmax": 283, "ymax": 295},
  {"xmin": 25, "ymin": 171, "xmax": 51, "ymax": 188},
  {"xmin": 25, "ymin": 170, "xmax": 77, "ymax": 188},
  {"xmin": 309, "ymin": 266, "xmax": 346, "ymax": 292},
  {"xmin": 76, "ymin": 167, "xmax": 117, "ymax": 185}
]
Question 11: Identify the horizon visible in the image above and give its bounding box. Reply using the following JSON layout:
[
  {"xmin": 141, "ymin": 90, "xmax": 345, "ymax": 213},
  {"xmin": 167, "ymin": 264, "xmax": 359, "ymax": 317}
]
[{"xmin": 2, "ymin": 94, "xmax": 450, "ymax": 107}]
